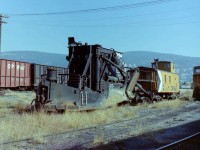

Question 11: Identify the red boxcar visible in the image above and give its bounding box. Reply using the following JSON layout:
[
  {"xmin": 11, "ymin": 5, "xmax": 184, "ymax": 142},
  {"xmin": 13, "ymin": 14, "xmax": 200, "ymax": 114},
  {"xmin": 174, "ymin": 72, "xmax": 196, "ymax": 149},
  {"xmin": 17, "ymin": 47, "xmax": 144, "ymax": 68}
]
[{"xmin": 0, "ymin": 59, "xmax": 31, "ymax": 89}]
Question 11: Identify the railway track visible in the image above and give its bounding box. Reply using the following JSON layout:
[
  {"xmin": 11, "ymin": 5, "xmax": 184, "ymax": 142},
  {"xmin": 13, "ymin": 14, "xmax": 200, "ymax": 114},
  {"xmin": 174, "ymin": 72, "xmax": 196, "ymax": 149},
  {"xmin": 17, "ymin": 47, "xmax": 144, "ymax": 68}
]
[
  {"xmin": 1, "ymin": 101, "xmax": 200, "ymax": 150},
  {"xmin": 156, "ymin": 132, "xmax": 200, "ymax": 150}
]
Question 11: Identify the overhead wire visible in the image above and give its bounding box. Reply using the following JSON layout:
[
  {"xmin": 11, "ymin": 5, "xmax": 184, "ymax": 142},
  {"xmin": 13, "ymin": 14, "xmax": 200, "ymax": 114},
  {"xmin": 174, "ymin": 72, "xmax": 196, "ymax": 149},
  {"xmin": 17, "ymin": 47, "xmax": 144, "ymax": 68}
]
[
  {"xmin": 7, "ymin": 0, "xmax": 178, "ymax": 16},
  {"xmin": 9, "ymin": 5, "xmax": 200, "ymax": 23},
  {"xmin": 9, "ymin": 12, "xmax": 200, "ymax": 28},
  {"xmin": 6, "ymin": 0, "xmax": 199, "ymax": 29},
  {"xmin": 10, "ymin": 19, "xmax": 200, "ymax": 28},
  {"xmin": 4, "ymin": 0, "xmax": 200, "ymax": 28}
]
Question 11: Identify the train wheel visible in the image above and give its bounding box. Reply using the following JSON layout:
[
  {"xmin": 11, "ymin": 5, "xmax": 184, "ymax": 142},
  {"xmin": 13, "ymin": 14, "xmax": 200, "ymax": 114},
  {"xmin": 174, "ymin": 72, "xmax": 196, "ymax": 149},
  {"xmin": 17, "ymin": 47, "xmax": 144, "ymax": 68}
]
[
  {"xmin": 56, "ymin": 109, "xmax": 65, "ymax": 114},
  {"xmin": 35, "ymin": 102, "xmax": 42, "ymax": 112},
  {"xmin": 141, "ymin": 97, "xmax": 151, "ymax": 104},
  {"xmin": 153, "ymin": 95, "xmax": 162, "ymax": 101},
  {"xmin": 130, "ymin": 96, "xmax": 140, "ymax": 105},
  {"xmin": 157, "ymin": 96, "xmax": 162, "ymax": 101},
  {"xmin": 167, "ymin": 95, "xmax": 173, "ymax": 100},
  {"xmin": 29, "ymin": 105, "xmax": 36, "ymax": 113},
  {"xmin": 19, "ymin": 87, "xmax": 26, "ymax": 91}
]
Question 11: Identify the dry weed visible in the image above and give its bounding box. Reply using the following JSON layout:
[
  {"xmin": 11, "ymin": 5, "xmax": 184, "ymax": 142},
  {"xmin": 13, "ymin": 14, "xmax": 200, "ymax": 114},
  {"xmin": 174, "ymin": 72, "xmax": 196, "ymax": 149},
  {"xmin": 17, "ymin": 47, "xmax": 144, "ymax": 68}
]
[
  {"xmin": 102, "ymin": 88, "xmax": 127, "ymax": 107},
  {"xmin": 147, "ymin": 99, "xmax": 185, "ymax": 109},
  {"xmin": 31, "ymin": 135, "xmax": 48, "ymax": 144},
  {"xmin": 0, "ymin": 90, "xmax": 35, "ymax": 109},
  {"xmin": 0, "ymin": 105, "xmax": 137, "ymax": 143},
  {"xmin": 129, "ymin": 121, "xmax": 150, "ymax": 136},
  {"xmin": 93, "ymin": 126, "xmax": 105, "ymax": 145},
  {"xmin": 179, "ymin": 89, "xmax": 193, "ymax": 101},
  {"xmin": 0, "ymin": 89, "xmax": 190, "ymax": 143},
  {"xmin": 93, "ymin": 136, "xmax": 105, "ymax": 145}
]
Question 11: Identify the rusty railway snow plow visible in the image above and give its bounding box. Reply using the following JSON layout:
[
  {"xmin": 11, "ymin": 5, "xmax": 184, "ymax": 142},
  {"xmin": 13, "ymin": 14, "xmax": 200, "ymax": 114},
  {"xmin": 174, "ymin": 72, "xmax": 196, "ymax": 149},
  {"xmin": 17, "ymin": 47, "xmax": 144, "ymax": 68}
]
[{"xmin": 33, "ymin": 37, "xmax": 143, "ymax": 112}]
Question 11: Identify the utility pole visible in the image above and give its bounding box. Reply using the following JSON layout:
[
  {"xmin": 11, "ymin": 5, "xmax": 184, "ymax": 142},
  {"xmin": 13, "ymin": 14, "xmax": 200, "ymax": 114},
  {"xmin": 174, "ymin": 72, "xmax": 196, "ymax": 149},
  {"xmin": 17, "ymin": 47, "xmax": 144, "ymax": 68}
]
[{"xmin": 0, "ymin": 14, "xmax": 8, "ymax": 56}]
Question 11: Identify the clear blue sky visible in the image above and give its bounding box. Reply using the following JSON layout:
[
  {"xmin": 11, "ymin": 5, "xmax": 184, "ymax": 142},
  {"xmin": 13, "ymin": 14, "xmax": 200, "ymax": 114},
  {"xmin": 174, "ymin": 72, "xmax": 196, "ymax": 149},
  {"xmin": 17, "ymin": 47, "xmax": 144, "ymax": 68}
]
[{"xmin": 0, "ymin": 0, "xmax": 200, "ymax": 57}]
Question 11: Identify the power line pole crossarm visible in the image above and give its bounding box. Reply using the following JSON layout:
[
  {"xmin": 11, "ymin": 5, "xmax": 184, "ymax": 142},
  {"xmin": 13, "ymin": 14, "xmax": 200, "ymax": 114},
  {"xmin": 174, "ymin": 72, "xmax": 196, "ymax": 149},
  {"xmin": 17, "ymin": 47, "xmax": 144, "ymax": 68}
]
[{"xmin": 0, "ymin": 14, "xmax": 9, "ymax": 57}]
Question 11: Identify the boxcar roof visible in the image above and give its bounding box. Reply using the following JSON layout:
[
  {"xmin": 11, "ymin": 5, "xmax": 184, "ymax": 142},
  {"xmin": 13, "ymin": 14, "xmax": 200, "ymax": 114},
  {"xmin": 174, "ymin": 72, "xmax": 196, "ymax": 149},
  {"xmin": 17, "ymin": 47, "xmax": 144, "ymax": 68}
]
[{"xmin": 0, "ymin": 58, "xmax": 31, "ymax": 64}]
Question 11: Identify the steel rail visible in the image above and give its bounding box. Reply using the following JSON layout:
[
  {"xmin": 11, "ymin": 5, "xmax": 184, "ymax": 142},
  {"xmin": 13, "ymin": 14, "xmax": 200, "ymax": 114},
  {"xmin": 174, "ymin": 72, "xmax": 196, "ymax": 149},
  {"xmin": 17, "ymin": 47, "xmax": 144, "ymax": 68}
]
[{"xmin": 156, "ymin": 131, "xmax": 200, "ymax": 150}]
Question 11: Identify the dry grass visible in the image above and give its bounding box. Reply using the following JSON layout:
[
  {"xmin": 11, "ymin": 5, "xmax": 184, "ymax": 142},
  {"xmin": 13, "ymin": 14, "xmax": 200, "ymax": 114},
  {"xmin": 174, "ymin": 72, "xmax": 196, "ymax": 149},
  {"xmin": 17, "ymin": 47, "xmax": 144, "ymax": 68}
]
[
  {"xmin": 0, "ymin": 89, "xmax": 193, "ymax": 143},
  {"xmin": 146, "ymin": 99, "xmax": 185, "ymax": 109},
  {"xmin": 0, "ymin": 90, "xmax": 35, "ymax": 109},
  {"xmin": 0, "ymin": 90, "xmax": 35, "ymax": 117},
  {"xmin": 93, "ymin": 136, "xmax": 105, "ymax": 145},
  {"xmin": 102, "ymin": 88, "xmax": 127, "ymax": 107},
  {"xmin": 0, "ymin": 90, "xmax": 136, "ymax": 143},
  {"xmin": 0, "ymin": 106, "xmax": 137, "ymax": 143},
  {"xmin": 142, "ymin": 89, "xmax": 193, "ymax": 110},
  {"xmin": 129, "ymin": 120, "xmax": 151, "ymax": 136},
  {"xmin": 179, "ymin": 89, "xmax": 193, "ymax": 101}
]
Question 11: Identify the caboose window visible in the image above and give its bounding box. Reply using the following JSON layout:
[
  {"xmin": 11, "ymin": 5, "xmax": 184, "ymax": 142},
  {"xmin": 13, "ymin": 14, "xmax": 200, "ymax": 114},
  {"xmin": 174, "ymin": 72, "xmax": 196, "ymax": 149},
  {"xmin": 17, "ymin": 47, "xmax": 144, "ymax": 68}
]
[
  {"xmin": 195, "ymin": 69, "xmax": 200, "ymax": 74},
  {"xmin": 164, "ymin": 63, "xmax": 170, "ymax": 69},
  {"xmin": 165, "ymin": 75, "xmax": 167, "ymax": 83}
]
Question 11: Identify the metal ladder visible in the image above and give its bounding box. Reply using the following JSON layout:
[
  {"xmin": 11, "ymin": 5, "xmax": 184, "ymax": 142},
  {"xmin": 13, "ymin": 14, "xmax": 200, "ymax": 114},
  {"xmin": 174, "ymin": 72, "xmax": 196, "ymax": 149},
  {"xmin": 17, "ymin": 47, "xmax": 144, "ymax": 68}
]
[{"xmin": 80, "ymin": 91, "xmax": 88, "ymax": 106}]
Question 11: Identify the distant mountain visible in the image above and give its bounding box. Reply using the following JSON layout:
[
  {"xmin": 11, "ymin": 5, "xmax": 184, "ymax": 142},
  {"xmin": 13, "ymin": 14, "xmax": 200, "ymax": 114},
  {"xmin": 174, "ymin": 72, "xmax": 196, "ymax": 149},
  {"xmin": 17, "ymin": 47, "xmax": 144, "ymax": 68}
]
[
  {"xmin": 123, "ymin": 51, "xmax": 200, "ymax": 82},
  {"xmin": 1, "ymin": 51, "xmax": 67, "ymax": 67},
  {"xmin": 1, "ymin": 51, "xmax": 200, "ymax": 82}
]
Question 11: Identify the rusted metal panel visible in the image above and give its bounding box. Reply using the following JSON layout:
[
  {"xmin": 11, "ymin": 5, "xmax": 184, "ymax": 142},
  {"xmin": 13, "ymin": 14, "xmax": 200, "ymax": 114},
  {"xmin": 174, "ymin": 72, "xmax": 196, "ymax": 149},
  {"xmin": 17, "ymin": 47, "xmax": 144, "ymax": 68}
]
[
  {"xmin": 137, "ymin": 67, "xmax": 157, "ymax": 93},
  {"xmin": 193, "ymin": 74, "xmax": 200, "ymax": 87},
  {"xmin": 193, "ymin": 66, "xmax": 200, "ymax": 88},
  {"xmin": 56, "ymin": 67, "xmax": 68, "ymax": 84},
  {"xmin": 0, "ymin": 59, "xmax": 31, "ymax": 88},
  {"xmin": 193, "ymin": 66, "xmax": 200, "ymax": 99}
]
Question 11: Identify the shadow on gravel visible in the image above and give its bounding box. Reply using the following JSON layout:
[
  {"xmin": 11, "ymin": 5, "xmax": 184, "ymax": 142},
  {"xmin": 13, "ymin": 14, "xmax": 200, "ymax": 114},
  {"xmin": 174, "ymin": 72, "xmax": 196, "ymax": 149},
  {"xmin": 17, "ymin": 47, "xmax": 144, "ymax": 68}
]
[{"xmin": 89, "ymin": 119, "xmax": 200, "ymax": 150}]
